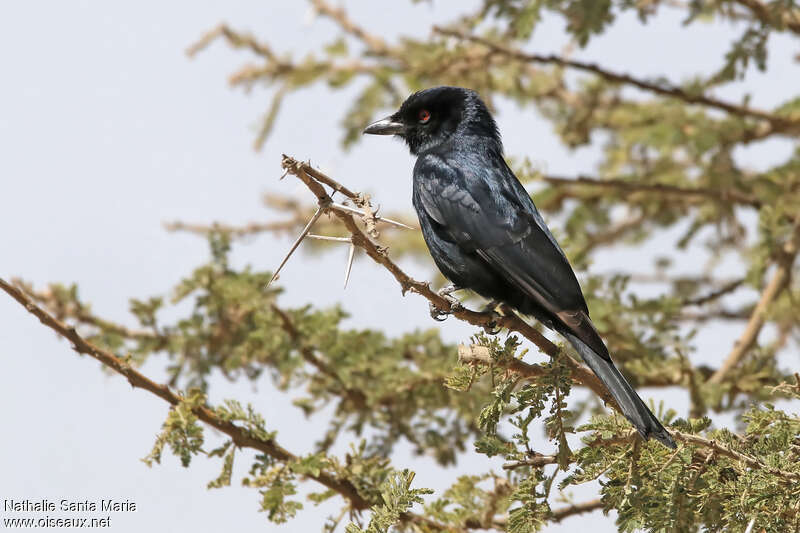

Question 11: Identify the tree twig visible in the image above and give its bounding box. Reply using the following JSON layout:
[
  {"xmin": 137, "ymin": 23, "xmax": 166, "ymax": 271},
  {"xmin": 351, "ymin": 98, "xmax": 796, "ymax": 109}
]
[
  {"xmin": 709, "ymin": 224, "xmax": 800, "ymax": 383},
  {"xmin": 433, "ymin": 27, "xmax": 799, "ymax": 135},
  {"xmin": 310, "ymin": 0, "xmax": 391, "ymax": 56},
  {"xmin": 672, "ymin": 430, "xmax": 800, "ymax": 483},
  {"xmin": 683, "ymin": 278, "xmax": 745, "ymax": 307},
  {"xmin": 538, "ymin": 174, "xmax": 762, "ymax": 209},
  {"xmin": 550, "ymin": 498, "xmax": 604, "ymax": 522}
]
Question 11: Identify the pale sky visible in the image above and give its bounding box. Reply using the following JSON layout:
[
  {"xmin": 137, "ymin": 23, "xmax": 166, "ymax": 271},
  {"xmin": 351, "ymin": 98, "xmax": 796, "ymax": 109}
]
[{"xmin": 1, "ymin": 2, "xmax": 797, "ymax": 532}]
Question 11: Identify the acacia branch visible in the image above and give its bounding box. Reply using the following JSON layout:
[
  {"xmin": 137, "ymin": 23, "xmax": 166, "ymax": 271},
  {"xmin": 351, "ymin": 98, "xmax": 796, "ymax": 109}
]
[
  {"xmin": 575, "ymin": 212, "xmax": 648, "ymax": 260},
  {"xmin": 538, "ymin": 174, "xmax": 762, "ymax": 209},
  {"xmin": 164, "ymin": 220, "xmax": 307, "ymax": 238},
  {"xmin": 187, "ymin": 23, "xmax": 279, "ymax": 61},
  {"xmin": 15, "ymin": 277, "xmax": 445, "ymax": 422},
  {"xmin": 0, "ymin": 277, "xmax": 373, "ymax": 510},
  {"xmin": 433, "ymin": 27, "xmax": 799, "ymax": 135},
  {"xmin": 672, "ymin": 431, "xmax": 800, "ymax": 482},
  {"xmin": 456, "ymin": 343, "xmax": 618, "ymax": 410},
  {"xmin": 683, "ymin": 278, "xmax": 746, "ymax": 307},
  {"xmin": 499, "ymin": 426, "xmax": 800, "ymax": 484},
  {"xmin": 11, "ymin": 279, "xmax": 164, "ymax": 343},
  {"xmin": 502, "ymin": 455, "xmax": 558, "ymax": 470},
  {"xmin": 269, "ymin": 303, "xmax": 369, "ymax": 409}
]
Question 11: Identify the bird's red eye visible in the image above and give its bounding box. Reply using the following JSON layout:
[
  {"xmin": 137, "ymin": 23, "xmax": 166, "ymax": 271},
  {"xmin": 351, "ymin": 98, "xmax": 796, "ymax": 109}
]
[{"xmin": 418, "ymin": 109, "xmax": 431, "ymax": 123}]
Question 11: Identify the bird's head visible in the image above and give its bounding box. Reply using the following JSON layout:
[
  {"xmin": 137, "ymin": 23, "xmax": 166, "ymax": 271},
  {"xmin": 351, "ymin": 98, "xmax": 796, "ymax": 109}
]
[{"xmin": 363, "ymin": 86, "xmax": 500, "ymax": 155}]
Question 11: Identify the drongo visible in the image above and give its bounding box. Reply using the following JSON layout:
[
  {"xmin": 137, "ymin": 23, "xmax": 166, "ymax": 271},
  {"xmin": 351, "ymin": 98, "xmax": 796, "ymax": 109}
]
[{"xmin": 364, "ymin": 86, "xmax": 675, "ymax": 449}]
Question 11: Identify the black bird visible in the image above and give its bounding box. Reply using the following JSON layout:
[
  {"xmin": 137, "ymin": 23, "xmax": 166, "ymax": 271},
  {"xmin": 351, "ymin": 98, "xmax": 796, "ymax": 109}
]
[{"xmin": 364, "ymin": 86, "xmax": 676, "ymax": 449}]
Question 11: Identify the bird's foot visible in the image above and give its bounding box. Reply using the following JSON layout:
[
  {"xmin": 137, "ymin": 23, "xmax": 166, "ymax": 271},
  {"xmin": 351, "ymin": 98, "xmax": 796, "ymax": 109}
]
[
  {"xmin": 480, "ymin": 300, "xmax": 502, "ymax": 335},
  {"xmin": 429, "ymin": 285, "xmax": 462, "ymax": 321},
  {"xmin": 482, "ymin": 320, "xmax": 501, "ymax": 335}
]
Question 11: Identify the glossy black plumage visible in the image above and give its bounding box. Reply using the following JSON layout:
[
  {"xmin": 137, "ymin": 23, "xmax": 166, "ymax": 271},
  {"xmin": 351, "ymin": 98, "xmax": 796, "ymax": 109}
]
[{"xmin": 364, "ymin": 86, "xmax": 675, "ymax": 449}]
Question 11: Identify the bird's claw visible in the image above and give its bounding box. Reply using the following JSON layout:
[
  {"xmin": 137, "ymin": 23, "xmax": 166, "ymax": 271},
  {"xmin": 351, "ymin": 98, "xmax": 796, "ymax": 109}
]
[
  {"xmin": 428, "ymin": 285, "xmax": 463, "ymax": 321},
  {"xmin": 482, "ymin": 320, "xmax": 501, "ymax": 335},
  {"xmin": 429, "ymin": 302, "xmax": 450, "ymax": 321}
]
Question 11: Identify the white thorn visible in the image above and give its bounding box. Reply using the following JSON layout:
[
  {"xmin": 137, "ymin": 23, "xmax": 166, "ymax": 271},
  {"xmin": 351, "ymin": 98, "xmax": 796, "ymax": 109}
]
[
  {"xmin": 744, "ymin": 519, "xmax": 755, "ymax": 533},
  {"xmin": 307, "ymin": 234, "xmax": 352, "ymax": 242},
  {"xmin": 267, "ymin": 208, "xmax": 323, "ymax": 287},
  {"xmin": 329, "ymin": 202, "xmax": 414, "ymax": 230},
  {"xmin": 377, "ymin": 216, "xmax": 415, "ymax": 230},
  {"xmin": 343, "ymin": 242, "xmax": 356, "ymax": 289},
  {"xmin": 329, "ymin": 202, "xmax": 364, "ymax": 216}
]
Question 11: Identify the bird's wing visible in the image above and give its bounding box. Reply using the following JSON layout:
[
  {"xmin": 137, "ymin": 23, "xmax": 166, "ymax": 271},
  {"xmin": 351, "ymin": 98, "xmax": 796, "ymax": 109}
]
[{"xmin": 415, "ymin": 153, "xmax": 610, "ymax": 359}]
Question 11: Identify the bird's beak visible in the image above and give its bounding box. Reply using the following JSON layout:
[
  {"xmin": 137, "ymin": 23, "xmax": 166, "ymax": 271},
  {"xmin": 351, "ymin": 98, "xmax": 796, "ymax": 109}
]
[{"xmin": 363, "ymin": 116, "xmax": 406, "ymax": 136}]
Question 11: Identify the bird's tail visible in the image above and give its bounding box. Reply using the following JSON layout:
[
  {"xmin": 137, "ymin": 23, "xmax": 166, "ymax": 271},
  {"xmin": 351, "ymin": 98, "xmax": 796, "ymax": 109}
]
[{"xmin": 561, "ymin": 331, "xmax": 676, "ymax": 449}]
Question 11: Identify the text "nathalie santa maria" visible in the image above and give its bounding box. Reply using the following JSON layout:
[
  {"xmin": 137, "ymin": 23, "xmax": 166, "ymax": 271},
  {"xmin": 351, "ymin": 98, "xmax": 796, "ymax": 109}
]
[{"xmin": 3, "ymin": 499, "xmax": 136, "ymax": 512}]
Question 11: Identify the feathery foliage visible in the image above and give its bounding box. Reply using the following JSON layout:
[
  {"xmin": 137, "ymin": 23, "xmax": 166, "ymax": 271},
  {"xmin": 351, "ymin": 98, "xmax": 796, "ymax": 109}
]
[{"xmin": 5, "ymin": 1, "xmax": 800, "ymax": 531}]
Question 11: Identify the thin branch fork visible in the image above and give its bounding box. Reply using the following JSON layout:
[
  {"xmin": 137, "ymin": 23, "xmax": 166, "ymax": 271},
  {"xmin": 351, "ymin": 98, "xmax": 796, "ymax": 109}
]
[
  {"xmin": 187, "ymin": 23, "xmax": 279, "ymax": 61},
  {"xmin": 433, "ymin": 27, "xmax": 799, "ymax": 135},
  {"xmin": 267, "ymin": 161, "xmax": 413, "ymax": 287},
  {"xmin": 279, "ymin": 155, "xmax": 621, "ymax": 412}
]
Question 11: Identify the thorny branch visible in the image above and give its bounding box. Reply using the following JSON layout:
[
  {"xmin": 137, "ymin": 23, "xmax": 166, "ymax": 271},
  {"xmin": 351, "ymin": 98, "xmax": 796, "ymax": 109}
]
[{"xmin": 164, "ymin": 219, "xmax": 303, "ymax": 239}]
